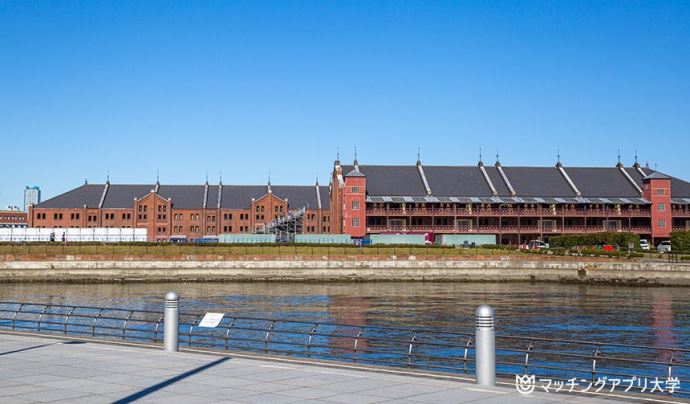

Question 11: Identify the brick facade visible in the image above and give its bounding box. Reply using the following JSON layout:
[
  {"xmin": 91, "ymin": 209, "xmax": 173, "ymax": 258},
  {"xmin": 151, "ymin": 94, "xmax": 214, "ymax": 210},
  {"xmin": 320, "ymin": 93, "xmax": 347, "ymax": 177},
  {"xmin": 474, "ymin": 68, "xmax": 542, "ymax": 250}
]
[
  {"xmin": 31, "ymin": 182, "xmax": 330, "ymax": 242},
  {"xmin": 0, "ymin": 210, "xmax": 28, "ymax": 228},
  {"xmin": 643, "ymin": 175, "xmax": 673, "ymax": 242}
]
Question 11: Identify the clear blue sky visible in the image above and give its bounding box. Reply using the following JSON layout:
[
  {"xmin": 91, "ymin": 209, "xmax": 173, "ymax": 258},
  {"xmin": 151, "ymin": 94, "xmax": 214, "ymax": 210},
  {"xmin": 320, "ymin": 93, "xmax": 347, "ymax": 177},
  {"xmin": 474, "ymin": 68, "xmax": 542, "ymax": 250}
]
[{"xmin": 1, "ymin": 1, "xmax": 689, "ymax": 207}]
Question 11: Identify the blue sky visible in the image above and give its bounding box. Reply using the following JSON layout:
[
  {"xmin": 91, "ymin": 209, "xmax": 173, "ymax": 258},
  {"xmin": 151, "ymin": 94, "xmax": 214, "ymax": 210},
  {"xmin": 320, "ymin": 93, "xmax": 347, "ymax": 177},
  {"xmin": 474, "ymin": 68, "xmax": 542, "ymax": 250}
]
[{"xmin": 1, "ymin": 1, "xmax": 689, "ymax": 207}]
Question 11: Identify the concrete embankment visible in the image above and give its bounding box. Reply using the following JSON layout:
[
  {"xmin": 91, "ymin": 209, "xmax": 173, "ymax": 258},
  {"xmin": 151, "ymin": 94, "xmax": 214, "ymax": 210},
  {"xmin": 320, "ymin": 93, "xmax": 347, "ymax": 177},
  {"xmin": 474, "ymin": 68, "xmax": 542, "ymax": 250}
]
[{"xmin": 1, "ymin": 259, "xmax": 689, "ymax": 285}]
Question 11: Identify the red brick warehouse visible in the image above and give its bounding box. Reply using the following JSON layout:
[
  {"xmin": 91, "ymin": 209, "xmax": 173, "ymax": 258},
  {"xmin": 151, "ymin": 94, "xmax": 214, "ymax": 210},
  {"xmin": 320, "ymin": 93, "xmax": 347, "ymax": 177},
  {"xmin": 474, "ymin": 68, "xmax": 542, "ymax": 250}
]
[
  {"xmin": 29, "ymin": 156, "xmax": 690, "ymax": 244},
  {"xmin": 330, "ymin": 155, "xmax": 690, "ymax": 245},
  {"xmin": 30, "ymin": 179, "xmax": 330, "ymax": 242}
]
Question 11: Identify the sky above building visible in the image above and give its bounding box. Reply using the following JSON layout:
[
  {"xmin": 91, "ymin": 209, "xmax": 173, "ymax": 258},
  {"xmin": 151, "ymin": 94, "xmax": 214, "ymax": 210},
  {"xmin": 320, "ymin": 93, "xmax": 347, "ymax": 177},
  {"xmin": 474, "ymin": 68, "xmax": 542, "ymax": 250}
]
[{"xmin": 1, "ymin": 1, "xmax": 689, "ymax": 207}]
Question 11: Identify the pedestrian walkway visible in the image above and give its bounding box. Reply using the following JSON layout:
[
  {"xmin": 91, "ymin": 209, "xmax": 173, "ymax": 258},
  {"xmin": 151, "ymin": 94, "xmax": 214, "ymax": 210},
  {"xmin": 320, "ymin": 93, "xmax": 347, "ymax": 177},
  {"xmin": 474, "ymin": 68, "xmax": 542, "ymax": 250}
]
[{"xmin": 0, "ymin": 332, "xmax": 633, "ymax": 403}]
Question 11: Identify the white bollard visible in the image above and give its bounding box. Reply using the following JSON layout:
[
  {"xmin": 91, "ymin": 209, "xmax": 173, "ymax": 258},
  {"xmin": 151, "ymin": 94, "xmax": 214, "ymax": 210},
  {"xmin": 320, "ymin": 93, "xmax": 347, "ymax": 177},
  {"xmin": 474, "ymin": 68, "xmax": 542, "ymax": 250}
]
[
  {"xmin": 475, "ymin": 304, "xmax": 496, "ymax": 386},
  {"xmin": 164, "ymin": 291, "xmax": 179, "ymax": 352}
]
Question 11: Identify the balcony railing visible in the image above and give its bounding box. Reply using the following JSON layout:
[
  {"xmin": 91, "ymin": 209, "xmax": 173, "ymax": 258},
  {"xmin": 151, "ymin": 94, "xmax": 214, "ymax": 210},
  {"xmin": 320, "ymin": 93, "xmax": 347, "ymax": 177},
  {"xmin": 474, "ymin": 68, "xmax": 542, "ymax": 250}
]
[
  {"xmin": 367, "ymin": 225, "xmax": 653, "ymax": 234},
  {"xmin": 672, "ymin": 209, "xmax": 690, "ymax": 217},
  {"xmin": 367, "ymin": 208, "xmax": 652, "ymax": 217}
]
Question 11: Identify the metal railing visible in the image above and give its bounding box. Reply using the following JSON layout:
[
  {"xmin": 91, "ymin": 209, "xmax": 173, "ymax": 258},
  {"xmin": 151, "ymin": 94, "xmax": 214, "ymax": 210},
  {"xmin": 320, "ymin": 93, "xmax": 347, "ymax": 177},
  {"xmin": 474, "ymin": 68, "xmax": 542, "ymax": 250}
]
[
  {"xmin": 365, "ymin": 207, "xmax": 655, "ymax": 218},
  {"xmin": 0, "ymin": 299, "xmax": 688, "ymax": 398}
]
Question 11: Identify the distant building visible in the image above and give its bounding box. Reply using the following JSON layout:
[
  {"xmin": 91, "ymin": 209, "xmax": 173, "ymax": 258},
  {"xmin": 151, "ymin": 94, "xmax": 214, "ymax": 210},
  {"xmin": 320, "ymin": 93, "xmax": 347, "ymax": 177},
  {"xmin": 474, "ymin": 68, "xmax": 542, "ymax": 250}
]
[
  {"xmin": 24, "ymin": 186, "xmax": 41, "ymax": 212},
  {"xmin": 0, "ymin": 207, "xmax": 28, "ymax": 228},
  {"xmin": 30, "ymin": 180, "xmax": 330, "ymax": 242}
]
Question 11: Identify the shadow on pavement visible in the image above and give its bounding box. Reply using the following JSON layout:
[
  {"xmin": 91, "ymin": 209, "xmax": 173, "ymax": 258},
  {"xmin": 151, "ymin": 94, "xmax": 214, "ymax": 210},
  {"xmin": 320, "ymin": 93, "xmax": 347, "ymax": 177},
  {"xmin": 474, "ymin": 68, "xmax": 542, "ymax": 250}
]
[{"xmin": 112, "ymin": 357, "xmax": 230, "ymax": 403}]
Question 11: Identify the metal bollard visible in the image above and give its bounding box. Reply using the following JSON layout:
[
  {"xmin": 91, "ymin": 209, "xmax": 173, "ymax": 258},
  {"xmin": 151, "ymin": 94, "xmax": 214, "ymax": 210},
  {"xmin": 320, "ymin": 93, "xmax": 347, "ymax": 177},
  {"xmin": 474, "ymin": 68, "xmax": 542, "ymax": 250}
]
[
  {"xmin": 164, "ymin": 291, "xmax": 179, "ymax": 352},
  {"xmin": 475, "ymin": 304, "xmax": 496, "ymax": 386}
]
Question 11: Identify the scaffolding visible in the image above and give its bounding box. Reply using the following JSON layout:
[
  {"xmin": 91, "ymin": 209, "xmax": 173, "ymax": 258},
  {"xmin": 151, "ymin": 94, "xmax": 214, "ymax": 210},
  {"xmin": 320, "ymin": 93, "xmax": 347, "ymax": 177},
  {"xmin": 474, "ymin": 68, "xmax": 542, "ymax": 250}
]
[{"xmin": 255, "ymin": 207, "xmax": 306, "ymax": 243}]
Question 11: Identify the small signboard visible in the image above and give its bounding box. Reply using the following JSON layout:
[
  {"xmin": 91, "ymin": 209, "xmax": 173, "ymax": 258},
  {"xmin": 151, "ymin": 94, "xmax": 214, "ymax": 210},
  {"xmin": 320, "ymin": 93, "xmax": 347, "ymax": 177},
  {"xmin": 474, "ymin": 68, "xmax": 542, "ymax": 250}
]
[{"xmin": 198, "ymin": 312, "xmax": 225, "ymax": 328}]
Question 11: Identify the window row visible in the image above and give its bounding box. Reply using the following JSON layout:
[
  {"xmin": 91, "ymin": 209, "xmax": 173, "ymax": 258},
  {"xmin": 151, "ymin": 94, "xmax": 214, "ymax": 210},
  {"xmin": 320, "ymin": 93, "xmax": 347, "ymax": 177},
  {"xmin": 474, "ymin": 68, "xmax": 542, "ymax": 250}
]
[{"xmin": 254, "ymin": 205, "xmax": 285, "ymax": 213}]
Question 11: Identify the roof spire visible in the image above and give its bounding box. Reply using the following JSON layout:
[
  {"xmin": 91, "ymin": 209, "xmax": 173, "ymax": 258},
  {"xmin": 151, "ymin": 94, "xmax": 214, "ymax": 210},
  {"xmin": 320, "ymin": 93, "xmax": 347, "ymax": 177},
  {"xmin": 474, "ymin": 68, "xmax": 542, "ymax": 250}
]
[
  {"xmin": 633, "ymin": 150, "xmax": 640, "ymax": 168},
  {"xmin": 106, "ymin": 170, "xmax": 110, "ymax": 184},
  {"xmin": 219, "ymin": 170, "xmax": 223, "ymax": 185},
  {"xmin": 646, "ymin": 161, "xmax": 650, "ymax": 169},
  {"xmin": 205, "ymin": 171, "xmax": 209, "ymax": 185},
  {"xmin": 84, "ymin": 178, "xmax": 88, "ymax": 185},
  {"xmin": 477, "ymin": 148, "xmax": 484, "ymax": 167},
  {"xmin": 495, "ymin": 148, "xmax": 500, "ymax": 165},
  {"xmin": 556, "ymin": 149, "xmax": 562, "ymax": 167},
  {"xmin": 335, "ymin": 146, "xmax": 340, "ymax": 165},
  {"xmin": 616, "ymin": 149, "xmax": 623, "ymax": 168},
  {"xmin": 315, "ymin": 176, "xmax": 319, "ymax": 186},
  {"xmin": 416, "ymin": 147, "xmax": 422, "ymax": 166},
  {"xmin": 267, "ymin": 172, "xmax": 272, "ymax": 193},
  {"xmin": 353, "ymin": 146, "xmax": 359, "ymax": 165},
  {"xmin": 156, "ymin": 170, "xmax": 160, "ymax": 184}
]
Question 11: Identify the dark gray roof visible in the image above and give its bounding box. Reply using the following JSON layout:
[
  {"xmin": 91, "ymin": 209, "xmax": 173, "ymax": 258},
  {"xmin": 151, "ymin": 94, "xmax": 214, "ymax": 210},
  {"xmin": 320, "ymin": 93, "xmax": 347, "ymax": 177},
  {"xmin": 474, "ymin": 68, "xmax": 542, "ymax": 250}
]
[
  {"xmin": 670, "ymin": 177, "xmax": 690, "ymax": 198},
  {"xmin": 217, "ymin": 185, "xmax": 326, "ymax": 210},
  {"xmin": 624, "ymin": 167, "xmax": 646, "ymax": 188},
  {"xmin": 342, "ymin": 165, "xmax": 427, "ymax": 196},
  {"xmin": 485, "ymin": 166, "xmax": 512, "ymax": 196},
  {"xmin": 220, "ymin": 185, "xmax": 267, "ymax": 209},
  {"xmin": 35, "ymin": 184, "xmax": 104, "ymax": 209},
  {"xmin": 37, "ymin": 183, "xmax": 328, "ymax": 210},
  {"xmin": 271, "ymin": 185, "xmax": 327, "ymax": 210},
  {"xmin": 207, "ymin": 185, "xmax": 219, "ymax": 208},
  {"xmin": 102, "ymin": 185, "xmax": 153, "ymax": 208},
  {"xmin": 317, "ymin": 185, "xmax": 330, "ymax": 209},
  {"xmin": 348, "ymin": 164, "xmax": 690, "ymax": 199},
  {"xmin": 497, "ymin": 167, "xmax": 575, "ymax": 197},
  {"xmin": 423, "ymin": 166, "xmax": 493, "ymax": 197},
  {"xmin": 158, "ymin": 185, "xmax": 205, "ymax": 209},
  {"xmin": 565, "ymin": 168, "xmax": 640, "ymax": 198}
]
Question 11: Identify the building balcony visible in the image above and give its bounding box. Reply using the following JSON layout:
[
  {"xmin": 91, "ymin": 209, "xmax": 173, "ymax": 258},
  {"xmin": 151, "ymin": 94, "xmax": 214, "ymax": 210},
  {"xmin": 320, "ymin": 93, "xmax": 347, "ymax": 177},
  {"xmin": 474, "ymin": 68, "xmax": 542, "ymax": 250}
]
[
  {"xmin": 366, "ymin": 207, "xmax": 652, "ymax": 218},
  {"xmin": 366, "ymin": 224, "xmax": 653, "ymax": 234},
  {"xmin": 672, "ymin": 209, "xmax": 690, "ymax": 218},
  {"xmin": 366, "ymin": 208, "xmax": 652, "ymax": 217}
]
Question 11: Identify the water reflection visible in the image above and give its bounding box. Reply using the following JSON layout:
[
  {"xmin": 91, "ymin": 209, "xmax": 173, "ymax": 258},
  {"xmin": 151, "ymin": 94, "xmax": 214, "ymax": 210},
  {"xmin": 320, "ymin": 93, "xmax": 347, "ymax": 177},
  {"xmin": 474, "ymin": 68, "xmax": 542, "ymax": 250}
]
[{"xmin": 0, "ymin": 282, "xmax": 688, "ymax": 350}]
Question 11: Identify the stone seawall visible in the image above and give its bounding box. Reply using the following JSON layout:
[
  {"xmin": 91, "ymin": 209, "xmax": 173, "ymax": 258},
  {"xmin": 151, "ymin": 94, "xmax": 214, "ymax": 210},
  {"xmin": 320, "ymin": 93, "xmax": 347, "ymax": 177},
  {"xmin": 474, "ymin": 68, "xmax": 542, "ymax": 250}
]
[{"xmin": 1, "ymin": 259, "xmax": 689, "ymax": 285}]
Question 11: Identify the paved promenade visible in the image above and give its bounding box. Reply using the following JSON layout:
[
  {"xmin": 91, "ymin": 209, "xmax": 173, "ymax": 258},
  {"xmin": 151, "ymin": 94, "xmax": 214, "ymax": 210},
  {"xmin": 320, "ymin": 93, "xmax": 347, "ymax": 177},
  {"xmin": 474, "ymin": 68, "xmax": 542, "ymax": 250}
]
[{"xmin": 0, "ymin": 332, "xmax": 635, "ymax": 403}]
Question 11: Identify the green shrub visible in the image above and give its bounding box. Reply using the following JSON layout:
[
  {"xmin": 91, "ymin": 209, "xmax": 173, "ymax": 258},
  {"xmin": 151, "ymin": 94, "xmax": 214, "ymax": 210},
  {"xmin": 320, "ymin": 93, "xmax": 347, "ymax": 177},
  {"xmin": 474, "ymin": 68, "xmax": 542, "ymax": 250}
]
[
  {"xmin": 670, "ymin": 231, "xmax": 690, "ymax": 252},
  {"xmin": 550, "ymin": 233, "xmax": 640, "ymax": 249}
]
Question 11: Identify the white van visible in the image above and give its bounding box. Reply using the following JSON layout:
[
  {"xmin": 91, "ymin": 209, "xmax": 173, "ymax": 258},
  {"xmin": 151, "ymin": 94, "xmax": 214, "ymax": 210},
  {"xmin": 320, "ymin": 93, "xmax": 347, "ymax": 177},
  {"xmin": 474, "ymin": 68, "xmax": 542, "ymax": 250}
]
[{"xmin": 639, "ymin": 239, "xmax": 650, "ymax": 251}]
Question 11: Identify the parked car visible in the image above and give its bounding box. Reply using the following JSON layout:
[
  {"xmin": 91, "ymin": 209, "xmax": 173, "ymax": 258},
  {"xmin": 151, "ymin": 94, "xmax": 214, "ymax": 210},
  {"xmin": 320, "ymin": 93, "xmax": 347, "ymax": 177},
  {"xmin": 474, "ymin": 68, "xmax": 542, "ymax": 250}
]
[
  {"xmin": 639, "ymin": 239, "xmax": 650, "ymax": 251},
  {"xmin": 529, "ymin": 240, "xmax": 549, "ymax": 250},
  {"xmin": 657, "ymin": 241, "xmax": 672, "ymax": 253}
]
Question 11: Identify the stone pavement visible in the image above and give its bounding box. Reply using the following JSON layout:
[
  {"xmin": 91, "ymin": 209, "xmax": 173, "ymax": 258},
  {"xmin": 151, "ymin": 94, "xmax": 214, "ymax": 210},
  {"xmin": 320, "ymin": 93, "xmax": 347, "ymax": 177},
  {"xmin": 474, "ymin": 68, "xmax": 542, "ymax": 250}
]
[{"xmin": 0, "ymin": 332, "xmax": 631, "ymax": 403}]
